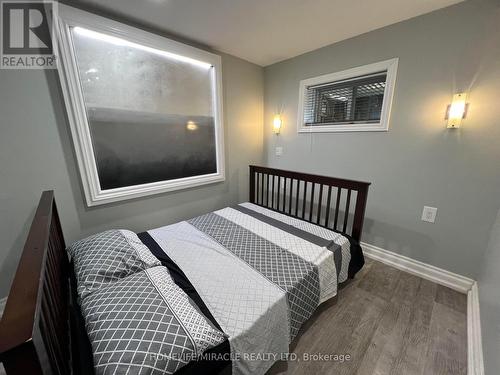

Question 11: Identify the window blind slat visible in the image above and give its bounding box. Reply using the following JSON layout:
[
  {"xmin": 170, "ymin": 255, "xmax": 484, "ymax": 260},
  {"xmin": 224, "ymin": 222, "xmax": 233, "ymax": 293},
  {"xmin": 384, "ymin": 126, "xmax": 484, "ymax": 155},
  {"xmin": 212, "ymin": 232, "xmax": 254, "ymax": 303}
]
[{"xmin": 303, "ymin": 72, "xmax": 387, "ymax": 126}]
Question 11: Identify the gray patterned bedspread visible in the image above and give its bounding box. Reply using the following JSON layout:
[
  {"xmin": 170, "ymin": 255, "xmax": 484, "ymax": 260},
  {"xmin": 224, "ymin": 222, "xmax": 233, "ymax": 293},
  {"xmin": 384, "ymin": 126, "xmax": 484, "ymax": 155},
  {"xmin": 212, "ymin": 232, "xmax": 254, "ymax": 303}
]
[
  {"xmin": 148, "ymin": 203, "xmax": 354, "ymax": 375},
  {"xmin": 81, "ymin": 266, "xmax": 227, "ymax": 375}
]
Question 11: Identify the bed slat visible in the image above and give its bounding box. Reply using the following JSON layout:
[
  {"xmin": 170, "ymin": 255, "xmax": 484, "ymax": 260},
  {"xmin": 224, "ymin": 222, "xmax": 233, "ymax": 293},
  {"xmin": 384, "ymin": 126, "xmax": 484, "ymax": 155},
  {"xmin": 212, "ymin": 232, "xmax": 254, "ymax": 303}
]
[
  {"xmin": 309, "ymin": 183, "xmax": 315, "ymax": 222},
  {"xmin": 295, "ymin": 181, "xmax": 300, "ymax": 216},
  {"xmin": 316, "ymin": 184, "xmax": 323, "ymax": 225},
  {"xmin": 325, "ymin": 186, "xmax": 332, "ymax": 227},
  {"xmin": 271, "ymin": 175, "xmax": 275, "ymax": 209},
  {"xmin": 302, "ymin": 182, "xmax": 308, "ymax": 219},
  {"xmin": 334, "ymin": 188, "xmax": 341, "ymax": 231},
  {"xmin": 343, "ymin": 189, "xmax": 352, "ymax": 233}
]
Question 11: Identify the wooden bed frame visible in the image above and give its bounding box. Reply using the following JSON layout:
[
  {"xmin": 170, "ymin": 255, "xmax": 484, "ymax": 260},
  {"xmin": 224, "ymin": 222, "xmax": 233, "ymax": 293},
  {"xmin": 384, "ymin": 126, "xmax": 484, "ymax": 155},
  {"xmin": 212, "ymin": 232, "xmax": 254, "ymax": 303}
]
[
  {"xmin": 0, "ymin": 166, "xmax": 370, "ymax": 374},
  {"xmin": 0, "ymin": 191, "xmax": 70, "ymax": 375},
  {"xmin": 249, "ymin": 165, "xmax": 370, "ymax": 242}
]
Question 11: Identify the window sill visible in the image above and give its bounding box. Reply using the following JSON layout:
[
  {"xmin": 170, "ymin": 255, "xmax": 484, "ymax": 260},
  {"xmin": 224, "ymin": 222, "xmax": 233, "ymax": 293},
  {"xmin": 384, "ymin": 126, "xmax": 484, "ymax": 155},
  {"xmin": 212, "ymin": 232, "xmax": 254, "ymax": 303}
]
[{"xmin": 86, "ymin": 173, "xmax": 226, "ymax": 206}]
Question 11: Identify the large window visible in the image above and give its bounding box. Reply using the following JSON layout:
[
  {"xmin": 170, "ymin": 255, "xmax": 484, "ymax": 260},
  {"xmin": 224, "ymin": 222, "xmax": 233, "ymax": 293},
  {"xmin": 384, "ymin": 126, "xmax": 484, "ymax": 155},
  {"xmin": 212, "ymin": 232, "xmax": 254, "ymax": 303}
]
[
  {"xmin": 298, "ymin": 59, "xmax": 398, "ymax": 133},
  {"xmin": 56, "ymin": 5, "xmax": 224, "ymax": 206}
]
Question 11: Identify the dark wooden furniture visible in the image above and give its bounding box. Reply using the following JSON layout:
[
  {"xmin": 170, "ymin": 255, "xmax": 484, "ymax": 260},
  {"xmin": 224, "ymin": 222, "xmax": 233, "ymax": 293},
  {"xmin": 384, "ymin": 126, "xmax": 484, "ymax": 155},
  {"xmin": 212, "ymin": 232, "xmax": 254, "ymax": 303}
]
[
  {"xmin": 249, "ymin": 165, "xmax": 370, "ymax": 242},
  {"xmin": 0, "ymin": 167, "xmax": 370, "ymax": 374},
  {"xmin": 0, "ymin": 191, "xmax": 70, "ymax": 375}
]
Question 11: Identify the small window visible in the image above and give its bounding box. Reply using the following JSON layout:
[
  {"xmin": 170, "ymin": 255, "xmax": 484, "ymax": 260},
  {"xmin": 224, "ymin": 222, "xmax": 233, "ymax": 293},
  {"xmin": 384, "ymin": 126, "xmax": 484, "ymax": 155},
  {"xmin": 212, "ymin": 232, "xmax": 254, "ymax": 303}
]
[{"xmin": 298, "ymin": 59, "xmax": 398, "ymax": 133}]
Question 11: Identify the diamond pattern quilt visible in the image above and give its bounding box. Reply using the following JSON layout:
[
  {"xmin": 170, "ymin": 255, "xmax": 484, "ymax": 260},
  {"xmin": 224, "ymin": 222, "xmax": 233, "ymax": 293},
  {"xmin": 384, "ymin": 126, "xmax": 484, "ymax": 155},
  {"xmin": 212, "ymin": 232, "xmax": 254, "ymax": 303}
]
[
  {"xmin": 148, "ymin": 203, "xmax": 346, "ymax": 375},
  {"xmin": 81, "ymin": 266, "xmax": 226, "ymax": 375},
  {"xmin": 67, "ymin": 229, "xmax": 161, "ymax": 299}
]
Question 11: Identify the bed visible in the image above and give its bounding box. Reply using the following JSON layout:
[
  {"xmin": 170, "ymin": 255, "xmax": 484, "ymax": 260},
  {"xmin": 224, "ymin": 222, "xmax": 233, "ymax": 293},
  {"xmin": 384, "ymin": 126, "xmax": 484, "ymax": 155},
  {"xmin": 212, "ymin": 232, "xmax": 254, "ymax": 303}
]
[{"xmin": 0, "ymin": 165, "xmax": 370, "ymax": 375}]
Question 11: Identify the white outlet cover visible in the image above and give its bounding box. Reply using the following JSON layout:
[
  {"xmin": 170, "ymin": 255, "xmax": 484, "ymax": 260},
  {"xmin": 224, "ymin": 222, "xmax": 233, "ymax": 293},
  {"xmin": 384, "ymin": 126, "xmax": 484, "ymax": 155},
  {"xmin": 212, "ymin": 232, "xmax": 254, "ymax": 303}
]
[
  {"xmin": 421, "ymin": 206, "xmax": 438, "ymax": 223},
  {"xmin": 275, "ymin": 146, "xmax": 283, "ymax": 156}
]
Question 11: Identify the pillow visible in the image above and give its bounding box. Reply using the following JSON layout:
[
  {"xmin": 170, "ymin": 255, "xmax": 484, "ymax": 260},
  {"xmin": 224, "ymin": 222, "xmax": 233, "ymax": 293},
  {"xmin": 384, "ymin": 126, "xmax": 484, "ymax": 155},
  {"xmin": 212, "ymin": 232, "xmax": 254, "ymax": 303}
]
[
  {"xmin": 67, "ymin": 229, "xmax": 161, "ymax": 298},
  {"xmin": 81, "ymin": 266, "xmax": 227, "ymax": 375}
]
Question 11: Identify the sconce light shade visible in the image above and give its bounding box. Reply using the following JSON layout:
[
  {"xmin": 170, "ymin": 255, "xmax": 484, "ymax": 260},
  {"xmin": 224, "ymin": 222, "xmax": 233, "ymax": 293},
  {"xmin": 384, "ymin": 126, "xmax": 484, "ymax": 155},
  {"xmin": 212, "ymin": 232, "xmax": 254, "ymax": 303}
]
[
  {"xmin": 446, "ymin": 93, "xmax": 468, "ymax": 128},
  {"xmin": 273, "ymin": 114, "xmax": 282, "ymax": 134}
]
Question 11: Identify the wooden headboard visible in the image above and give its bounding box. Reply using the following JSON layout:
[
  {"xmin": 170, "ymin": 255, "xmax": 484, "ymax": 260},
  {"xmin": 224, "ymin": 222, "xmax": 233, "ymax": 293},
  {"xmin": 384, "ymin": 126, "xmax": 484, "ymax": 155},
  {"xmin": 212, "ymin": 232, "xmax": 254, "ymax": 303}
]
[
  {"xmin": 249, "ymin": 165, "xmax": 371, "ymax": 242},
  {"xmin": 0, "ymin": 191, "xmax": 71, "ymax": 375}
]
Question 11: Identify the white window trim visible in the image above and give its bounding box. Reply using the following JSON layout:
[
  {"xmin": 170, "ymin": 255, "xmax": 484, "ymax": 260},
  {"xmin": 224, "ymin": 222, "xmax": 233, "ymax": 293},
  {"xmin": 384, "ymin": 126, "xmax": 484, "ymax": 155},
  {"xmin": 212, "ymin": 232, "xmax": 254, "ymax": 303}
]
[
  {"xmin": 297, "ymin": 58, "xmax": 398, "ymax": 133},
  {"xmin": 55, "ymin": 4, "xmax": 225, "ymax": 206}
]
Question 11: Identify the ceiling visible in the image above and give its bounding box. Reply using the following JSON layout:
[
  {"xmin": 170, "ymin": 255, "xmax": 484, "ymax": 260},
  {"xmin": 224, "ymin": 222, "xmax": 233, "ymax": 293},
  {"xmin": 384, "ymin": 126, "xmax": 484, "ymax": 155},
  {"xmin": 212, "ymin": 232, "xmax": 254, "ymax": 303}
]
[{"xmin": 73, "ymin": 0, "xmax": 465, "ymax": 66}]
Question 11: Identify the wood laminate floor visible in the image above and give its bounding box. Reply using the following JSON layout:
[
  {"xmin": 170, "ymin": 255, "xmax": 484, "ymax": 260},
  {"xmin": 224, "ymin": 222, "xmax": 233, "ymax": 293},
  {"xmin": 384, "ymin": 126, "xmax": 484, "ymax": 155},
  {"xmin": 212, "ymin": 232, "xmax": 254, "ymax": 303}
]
[{"xmin": 268, "ymin": 258, "xmax": 467, "ymax": 375}]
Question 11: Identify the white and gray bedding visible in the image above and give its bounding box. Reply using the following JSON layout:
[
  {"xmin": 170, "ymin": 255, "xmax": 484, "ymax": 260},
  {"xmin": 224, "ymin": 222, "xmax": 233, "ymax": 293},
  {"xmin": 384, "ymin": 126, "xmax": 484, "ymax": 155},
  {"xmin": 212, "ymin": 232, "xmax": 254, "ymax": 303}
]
[
  {"xmin": 70, "ymin": 203, "xmax": 364, "ymax": 375},
  {"xmin": 67, "ymin": 229, "xmax": 161, "ymax": 298},
  {"xmin": 147, "ymin": 202, "xmax": 361, "ymax": 375},
  {"xmin": 81, "ymin": 266, "xmax": 227, "ymax": 375}
]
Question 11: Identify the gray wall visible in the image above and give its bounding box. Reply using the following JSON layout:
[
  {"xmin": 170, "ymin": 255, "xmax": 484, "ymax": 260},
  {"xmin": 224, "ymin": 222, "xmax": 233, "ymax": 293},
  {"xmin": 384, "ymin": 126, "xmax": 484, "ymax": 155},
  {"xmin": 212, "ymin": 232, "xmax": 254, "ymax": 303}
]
[
  {"xmin": 263, "ymin": 0, "xmax": 500, "ymax": 278},
  {"xmin": 0, "ymin": 51, "xmax": 264, "ymax": 297},
  {"xmin": 478, "ymin": 208, "xmax": 500, "ymax": 374}
]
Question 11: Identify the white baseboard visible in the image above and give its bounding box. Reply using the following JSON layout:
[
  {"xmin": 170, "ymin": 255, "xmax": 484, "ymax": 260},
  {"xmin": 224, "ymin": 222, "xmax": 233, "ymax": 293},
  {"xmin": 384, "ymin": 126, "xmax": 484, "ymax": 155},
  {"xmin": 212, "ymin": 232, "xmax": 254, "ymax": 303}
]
[
  {"xmin": 360, "ymin": 242, "xmax": 483, "ymax": 374},
  {"xmin": 361, "ymin": 241, "xmax": 475, "ymax": 293},
  {"xmin": 467, "ymin": 282, "xmax": 484, "ymax": 375}
]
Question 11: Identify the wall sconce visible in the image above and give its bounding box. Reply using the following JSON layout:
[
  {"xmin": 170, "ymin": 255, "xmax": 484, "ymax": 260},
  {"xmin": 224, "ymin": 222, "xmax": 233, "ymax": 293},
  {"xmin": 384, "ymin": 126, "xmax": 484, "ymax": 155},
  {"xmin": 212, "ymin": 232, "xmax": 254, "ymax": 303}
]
[
  {"xmin": 273, "ymin": 114, "xmax": 282, "ymax": 135},
  {"xmin": 445, "ymin": 93, "xmax": 468, "ymax": 129}
]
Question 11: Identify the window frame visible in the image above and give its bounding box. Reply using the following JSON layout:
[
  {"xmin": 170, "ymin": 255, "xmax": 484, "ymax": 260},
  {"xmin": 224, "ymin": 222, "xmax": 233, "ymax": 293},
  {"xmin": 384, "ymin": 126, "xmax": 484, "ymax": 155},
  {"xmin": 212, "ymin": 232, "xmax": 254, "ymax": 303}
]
[
  {"xmin": 297, "ymin": 58, "xmax": 398, "ymax": 133},
  {"xmin": 55, "ymin": 4, "xmax": 225, "ymax": 206}
]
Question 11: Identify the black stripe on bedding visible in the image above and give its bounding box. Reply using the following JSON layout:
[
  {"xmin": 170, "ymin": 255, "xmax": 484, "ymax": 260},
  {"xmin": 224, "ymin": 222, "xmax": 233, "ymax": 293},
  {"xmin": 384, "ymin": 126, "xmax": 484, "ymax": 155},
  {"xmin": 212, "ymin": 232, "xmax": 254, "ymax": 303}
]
[
  {"xmin": 137, "ymin": 231, "xmax": 231, "ymax": 375},
  {"xmin": 232, "ymin": 205, "xmax": 343, "ymax": 276}
]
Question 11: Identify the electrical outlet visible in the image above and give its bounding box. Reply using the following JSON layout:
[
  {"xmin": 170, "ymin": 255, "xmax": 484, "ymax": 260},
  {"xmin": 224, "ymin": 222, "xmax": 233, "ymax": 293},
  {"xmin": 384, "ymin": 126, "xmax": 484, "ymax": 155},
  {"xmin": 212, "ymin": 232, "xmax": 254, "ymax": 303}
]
[
  {"xmin": 421, "ymin": 206, "xmax": 438, "ymax": 223},
  {"xmin": 275, "ymin": 146, "xmax": 283, "ymax": 156}
]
